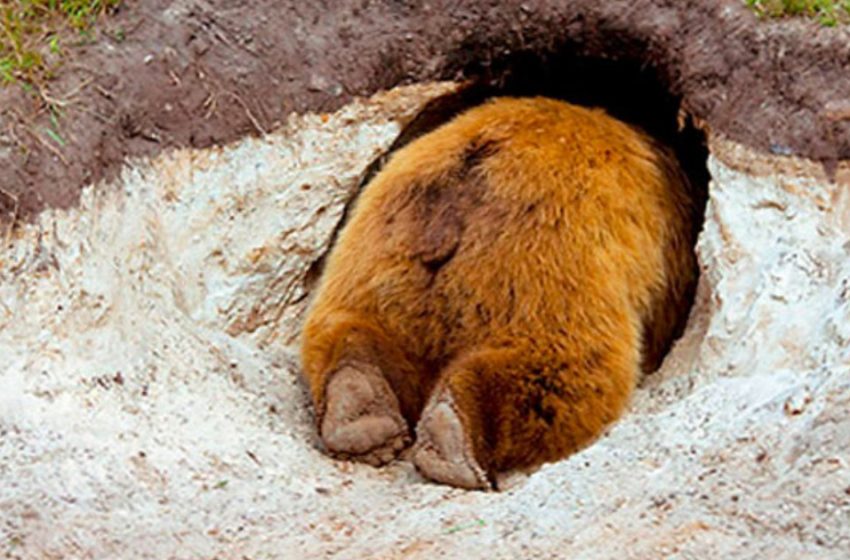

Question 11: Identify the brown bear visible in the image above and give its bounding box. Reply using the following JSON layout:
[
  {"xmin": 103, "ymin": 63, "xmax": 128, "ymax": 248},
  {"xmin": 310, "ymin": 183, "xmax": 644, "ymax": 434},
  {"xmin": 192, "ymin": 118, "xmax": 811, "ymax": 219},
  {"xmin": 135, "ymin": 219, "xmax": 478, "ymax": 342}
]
[{"xmin": 300, "ymin": 97, "xmax": 697, "ymax": 489}]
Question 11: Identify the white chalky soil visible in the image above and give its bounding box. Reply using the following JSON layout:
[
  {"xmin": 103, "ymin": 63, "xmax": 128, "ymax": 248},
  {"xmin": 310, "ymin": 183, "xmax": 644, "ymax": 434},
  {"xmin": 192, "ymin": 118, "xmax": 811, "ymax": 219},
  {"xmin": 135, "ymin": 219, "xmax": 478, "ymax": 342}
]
[{"xmin": 1, "ymin": 84, "xmax": 848, "ymax": 559}]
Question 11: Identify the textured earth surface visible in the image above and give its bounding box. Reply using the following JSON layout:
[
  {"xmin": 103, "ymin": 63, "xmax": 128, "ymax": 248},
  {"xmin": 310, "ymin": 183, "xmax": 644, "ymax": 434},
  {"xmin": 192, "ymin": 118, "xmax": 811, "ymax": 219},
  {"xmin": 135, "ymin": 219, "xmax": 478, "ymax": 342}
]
[
  {"xmin": 3, "ymin": 0, "xmax": 850, "ymax": 222},
  {"xmin": 1, "ymin": 84, "xmax": 848, "ymax": 559}
]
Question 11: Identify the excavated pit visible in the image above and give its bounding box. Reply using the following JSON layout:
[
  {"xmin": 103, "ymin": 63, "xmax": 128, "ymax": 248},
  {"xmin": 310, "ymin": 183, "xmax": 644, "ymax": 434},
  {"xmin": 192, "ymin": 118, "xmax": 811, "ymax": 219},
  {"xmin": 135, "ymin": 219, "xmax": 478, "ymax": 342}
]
[
  {"xmin": 1, "ymin": 79, "xmax": 848, "ymax": 558},
  {"xmin": 1, "ymin": 3, "xmax": 850, "ymax": 557}
]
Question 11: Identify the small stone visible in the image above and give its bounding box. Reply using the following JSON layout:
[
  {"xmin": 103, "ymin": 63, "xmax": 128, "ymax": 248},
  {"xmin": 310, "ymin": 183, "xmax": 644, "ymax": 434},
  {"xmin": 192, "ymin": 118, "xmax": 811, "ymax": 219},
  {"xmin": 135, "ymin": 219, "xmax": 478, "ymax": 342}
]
[{"xmin": 784, "ymin": 388, "xmax": 812, "ymax": 416}]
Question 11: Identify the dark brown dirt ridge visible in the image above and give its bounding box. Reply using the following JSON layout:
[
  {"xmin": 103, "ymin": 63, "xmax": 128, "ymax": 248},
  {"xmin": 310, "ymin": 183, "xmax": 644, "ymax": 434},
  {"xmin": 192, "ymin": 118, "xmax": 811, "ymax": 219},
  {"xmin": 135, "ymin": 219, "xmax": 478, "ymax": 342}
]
[{"xmin": 2, "ymin": 0, "xmax": 849, "ymax": 223}]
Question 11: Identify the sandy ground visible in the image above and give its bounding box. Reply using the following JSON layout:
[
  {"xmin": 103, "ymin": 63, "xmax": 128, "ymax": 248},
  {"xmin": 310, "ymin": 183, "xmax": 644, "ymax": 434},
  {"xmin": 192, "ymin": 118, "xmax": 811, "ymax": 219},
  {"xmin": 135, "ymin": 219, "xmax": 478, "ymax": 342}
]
[{"xmin": 1, "ymin": 84, "xmax": 849, "ymax": 559}]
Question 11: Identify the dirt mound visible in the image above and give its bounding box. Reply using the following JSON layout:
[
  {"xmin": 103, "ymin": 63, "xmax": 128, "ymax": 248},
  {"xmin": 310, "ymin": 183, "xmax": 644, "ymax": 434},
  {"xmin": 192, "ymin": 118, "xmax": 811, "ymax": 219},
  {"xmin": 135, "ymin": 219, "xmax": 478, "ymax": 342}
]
[
  {"xmin": 1, "ymin": 85, "xmax": 849, "ymax": 558},
  {"xmin": 2, "ymin": 0, "xmax": 849, "ymax": 222}
]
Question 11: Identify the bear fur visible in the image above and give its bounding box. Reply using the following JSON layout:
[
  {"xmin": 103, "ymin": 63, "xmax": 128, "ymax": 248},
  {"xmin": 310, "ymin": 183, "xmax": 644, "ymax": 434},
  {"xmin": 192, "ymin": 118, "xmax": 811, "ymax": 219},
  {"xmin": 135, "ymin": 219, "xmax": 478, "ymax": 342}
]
[{"xmin": 300, "ymin": 97, "xmax": 697, "ymax": 489}]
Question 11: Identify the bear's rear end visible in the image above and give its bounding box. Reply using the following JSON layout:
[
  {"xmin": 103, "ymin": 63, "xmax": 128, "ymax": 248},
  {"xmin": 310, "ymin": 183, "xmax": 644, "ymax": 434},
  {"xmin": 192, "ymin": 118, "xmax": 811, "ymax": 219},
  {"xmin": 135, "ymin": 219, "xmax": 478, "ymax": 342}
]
[{"xmin": 300, "ymin": 97, "xmax": 697, "ymax": 489}]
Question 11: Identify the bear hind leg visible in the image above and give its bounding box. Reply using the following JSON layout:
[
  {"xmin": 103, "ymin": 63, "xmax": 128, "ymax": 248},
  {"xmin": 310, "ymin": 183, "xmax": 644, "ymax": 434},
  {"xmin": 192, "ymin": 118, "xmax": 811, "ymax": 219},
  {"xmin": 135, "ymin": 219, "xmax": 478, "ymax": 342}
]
[
  {"xmin": 301, "ymin": 311, "xmax": 424, "ymax": 466},
  {"xmin": 413, "ymin": 342, "xmax": 636, "ymax": 489},
  {"xmin": 321, "ymin": 362, "xmax": 409, "ymax": 466}
]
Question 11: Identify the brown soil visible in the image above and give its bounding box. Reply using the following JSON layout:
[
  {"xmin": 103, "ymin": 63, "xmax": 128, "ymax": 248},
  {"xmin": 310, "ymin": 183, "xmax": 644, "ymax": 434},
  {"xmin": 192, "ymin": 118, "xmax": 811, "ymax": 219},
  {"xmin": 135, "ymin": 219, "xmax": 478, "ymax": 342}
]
[{"xmin": 2, "ymin": 0, "xmax": 849, "ymax": 223}]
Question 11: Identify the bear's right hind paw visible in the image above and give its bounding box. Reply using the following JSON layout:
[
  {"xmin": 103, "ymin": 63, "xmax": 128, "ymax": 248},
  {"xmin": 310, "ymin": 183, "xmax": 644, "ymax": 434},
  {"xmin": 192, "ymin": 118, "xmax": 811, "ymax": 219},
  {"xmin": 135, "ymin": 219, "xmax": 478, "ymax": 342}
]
[{"xmin": 412, "ymin": 391, "xmax": 492, "ymax": 490}]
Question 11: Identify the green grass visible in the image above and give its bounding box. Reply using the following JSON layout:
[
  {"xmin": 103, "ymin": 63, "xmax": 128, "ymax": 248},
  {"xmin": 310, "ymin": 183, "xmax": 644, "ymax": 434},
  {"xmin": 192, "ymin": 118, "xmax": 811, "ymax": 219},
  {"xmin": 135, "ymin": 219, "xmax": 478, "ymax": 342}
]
[
  {"xmin": 746, "ymin": 0, "xmax": 850, "ymax": 25},
  {"xmin": 1, "ymin": 0, "xmax": 120, "ymax": 86}
]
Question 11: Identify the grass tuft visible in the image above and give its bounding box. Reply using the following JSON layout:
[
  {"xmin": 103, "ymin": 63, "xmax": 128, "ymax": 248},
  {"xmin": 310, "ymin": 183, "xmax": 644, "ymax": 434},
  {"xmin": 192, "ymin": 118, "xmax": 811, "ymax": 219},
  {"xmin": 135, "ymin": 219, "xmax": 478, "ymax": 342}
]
[
  {"xmin": 746, "ymin": 0, "xmax": 850, "ymax": 26},
  {"xmin": 0, "ymin": 0, "xmax": 120, "ymax": 87}
]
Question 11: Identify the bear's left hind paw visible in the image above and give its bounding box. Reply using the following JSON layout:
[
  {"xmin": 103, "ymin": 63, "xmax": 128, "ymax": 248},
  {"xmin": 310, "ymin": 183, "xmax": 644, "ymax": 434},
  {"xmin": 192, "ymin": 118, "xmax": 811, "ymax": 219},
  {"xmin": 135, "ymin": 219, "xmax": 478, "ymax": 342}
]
[{"xmin": 320, "ymin": 364, "xmax": 410, "ymax": 466}]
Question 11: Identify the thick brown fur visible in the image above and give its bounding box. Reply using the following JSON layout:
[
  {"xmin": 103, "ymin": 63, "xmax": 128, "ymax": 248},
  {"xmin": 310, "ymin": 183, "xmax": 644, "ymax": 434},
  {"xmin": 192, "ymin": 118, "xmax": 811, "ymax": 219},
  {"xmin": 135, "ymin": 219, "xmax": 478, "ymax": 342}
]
[{"xmin": 300, "ymin": 97, "xmax": 697, "ymax": 489}]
